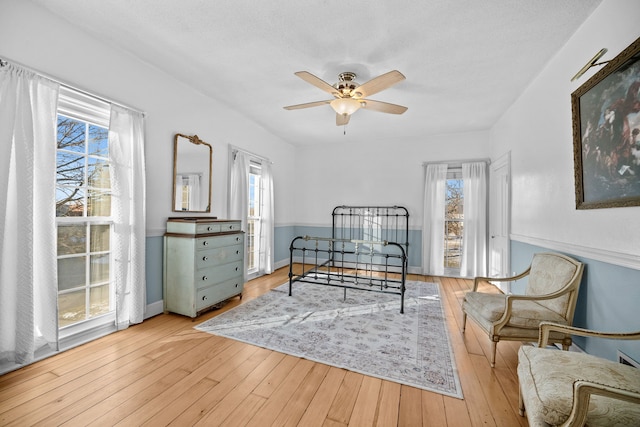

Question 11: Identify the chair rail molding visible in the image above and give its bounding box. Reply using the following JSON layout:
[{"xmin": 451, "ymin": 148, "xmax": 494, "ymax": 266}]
[{"xmin": 510, "ymin": 233, "xmax": 640, "ymax": 271}]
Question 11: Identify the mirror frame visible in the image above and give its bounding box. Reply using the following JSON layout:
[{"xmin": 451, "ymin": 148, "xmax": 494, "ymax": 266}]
[{"xmin": 172, "ymin": 133, "xmax": 213, "ymax": 213}]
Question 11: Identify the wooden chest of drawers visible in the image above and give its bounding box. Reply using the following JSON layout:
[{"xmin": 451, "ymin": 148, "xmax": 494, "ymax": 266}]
[{"xmin": 164, "ymin": 217, "xmax": 244, "ymax": 317}]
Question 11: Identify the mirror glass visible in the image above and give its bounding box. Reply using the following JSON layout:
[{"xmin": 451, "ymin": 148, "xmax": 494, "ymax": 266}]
[{"xmin": 172, "ymin": 133, "xmax": 212, "ymax": 212}]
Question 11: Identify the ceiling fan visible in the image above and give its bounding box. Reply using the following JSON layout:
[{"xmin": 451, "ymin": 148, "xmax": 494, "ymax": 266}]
[{"xmin": 283, "ymin": 70, "xmax": 408, "ymax": 126}]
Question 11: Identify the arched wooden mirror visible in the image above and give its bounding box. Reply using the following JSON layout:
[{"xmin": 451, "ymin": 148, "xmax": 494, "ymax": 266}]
[{"xmin": 172, "ymin": 133, "xmax": 212, "ymax": 212}]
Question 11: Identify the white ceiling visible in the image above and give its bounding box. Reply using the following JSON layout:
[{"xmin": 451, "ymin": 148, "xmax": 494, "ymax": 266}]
[{"xmin": 32, "ymin": 0, "xmax": 602, "ymax": 146}]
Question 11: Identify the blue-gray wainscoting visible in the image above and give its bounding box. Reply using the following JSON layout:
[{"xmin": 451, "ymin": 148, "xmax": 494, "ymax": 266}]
[
  {"xmin": 145, "ymin": 231, "xmax": 639, "ymax": 364},
  {"xmin": 512, "ymin": 240, "xmax": 640, "ymax": 364}
]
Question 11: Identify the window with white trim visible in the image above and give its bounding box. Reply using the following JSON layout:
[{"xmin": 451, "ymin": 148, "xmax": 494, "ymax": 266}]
[
  {"xmin": 56, "ymin": 87, "xmax": 114, "ymax": 330},
  {"xmin": 445, "ymin": 168, "xmax": 464, "ymax": 275}
]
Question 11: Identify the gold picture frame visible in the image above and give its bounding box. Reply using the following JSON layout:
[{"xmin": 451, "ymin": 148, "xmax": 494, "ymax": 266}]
[{"xmin": 572, "ymin": 36, "xmax": 640, "ymax": 209}]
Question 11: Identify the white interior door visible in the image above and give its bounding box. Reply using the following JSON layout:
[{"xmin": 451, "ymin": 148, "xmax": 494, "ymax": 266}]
[{"xmin": 489, "ymin": 152, "xmax": 511, "ymax": 286}]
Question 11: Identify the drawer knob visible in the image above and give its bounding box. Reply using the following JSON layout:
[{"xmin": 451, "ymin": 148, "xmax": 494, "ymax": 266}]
[
  {"xmin": 236, "ymin": 250, "xmax": 240, "ymax": 255},
  {"xmin": 202, "ymin": 256, "xmax": 208, "ymax": 261},
  {"xmin": 229, "ymin": 225, "xmax": 233, "ymax": 229},
  {"xmin": 235, "ymin": 267, "xmax": 239, "ymax": 271},
  {"xmin": 207, "ymin": 226, "xmax": 213, "ymax": 231},
  {"xmin": 203, "ymin": 241, "xmax": 209, "ymax": 246},
  {"xmin": 202, "ymin": 296, "xmax": 207, "ymax": 300},
  {"xmin": 236, "ymin": 237, "xmax": 240, "ymax": 242},
  {"xmin": 202, "ymin": 276, "xmax": 208, "ymax": 281}
]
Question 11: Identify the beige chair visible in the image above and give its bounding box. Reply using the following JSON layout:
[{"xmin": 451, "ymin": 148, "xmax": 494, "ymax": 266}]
[
  {"xmin": 518, "ymin": 322, "xmax": 640, "ymax": 426},
  {"xmin": 462, "ymin": 252, "xmax": 584, "ymax": 367}
]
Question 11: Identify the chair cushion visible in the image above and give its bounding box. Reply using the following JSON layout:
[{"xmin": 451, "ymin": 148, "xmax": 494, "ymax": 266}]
[
  {"xmin": 518, "ymin": 345, "xmax": 640, "ymax": 426},
  {"xmin": 527, "ymin": 254, "xmax": 578, "ymax": 315},
  {"xmin": 463, "ymin": 292, "xmax": 568, "ymax": 329}
]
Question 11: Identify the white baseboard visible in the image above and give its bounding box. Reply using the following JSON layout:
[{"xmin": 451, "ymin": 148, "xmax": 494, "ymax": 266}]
[{"xmin": 145, "ymin": 300, "xmax": 165, "ymax": 319}]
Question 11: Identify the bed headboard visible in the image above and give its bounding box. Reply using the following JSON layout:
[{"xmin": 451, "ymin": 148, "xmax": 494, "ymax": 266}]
[{"xmin": 331, "ymin": 205, "xmax": 409, "ymax": 260}]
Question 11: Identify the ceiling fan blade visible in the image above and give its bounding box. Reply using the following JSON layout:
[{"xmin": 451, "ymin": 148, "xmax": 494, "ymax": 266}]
[
  {"xmin": 336, "ymin": 113, "xmax": 350, "ymax": 126},
  {"xmin": 360, "ymin": 99, "xmax": 408, "ymax": 114},
  {"xmin": 283, "ymin": 100, "xmax": 331, "ymax": 110},
  {"xmin": 352, "ymin": 70, "xmax": 405, "ymax": 98},
  {"xmin": 294, "ymin": 71, "xmax": 339, "ymax": 97}
]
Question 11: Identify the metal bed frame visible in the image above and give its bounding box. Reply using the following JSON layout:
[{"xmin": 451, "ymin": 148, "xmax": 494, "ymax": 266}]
[{"xmin": 288, "ymin": 206, "xmax": 409, "ymax": 313}]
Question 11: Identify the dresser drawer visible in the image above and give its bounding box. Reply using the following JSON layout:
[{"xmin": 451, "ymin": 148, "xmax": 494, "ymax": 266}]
[
  {"xmin": 196, "ymin": 222, "xmax": 221, "ymax": 234},
  {"xmin": 196, "ymin": 233, "xmax": 243, "ymax": 250},
  {"xmin": 196, "ymin": 244, "xmax": 243, "ymax": 269},
  {"xmin": 167, "ymin": 218, "xmax": 240, "ymax": 235},
  {"xmin": 195, "ymin": 260, "xmax": 243, "ymax": 288},
  {"xmin": 217, "ymin": 222, "xmax": 241, "ymax": 233},
  {"xmin": 196, "ymin": 277, "xmax": 244, "ymax": 311}
]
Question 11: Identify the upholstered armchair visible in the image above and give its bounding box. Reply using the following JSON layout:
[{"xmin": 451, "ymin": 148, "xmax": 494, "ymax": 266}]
[
  {"xmin": 518, "ymin": 322, "xmax": 640, "ymax": 426},
  {"xmin": 462, "ymin": 252, "xmax": 584, "ymax": 367}
]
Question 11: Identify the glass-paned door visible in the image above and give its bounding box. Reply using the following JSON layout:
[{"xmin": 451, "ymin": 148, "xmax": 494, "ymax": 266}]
[{"xmin": 247, "ymin": 162, "xmax": 261, "ymax": 275}]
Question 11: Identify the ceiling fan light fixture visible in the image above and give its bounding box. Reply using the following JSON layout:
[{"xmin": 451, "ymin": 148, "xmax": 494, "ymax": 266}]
[{"xmin": 330, "ymin": 98, "xmax": 362, "ymax": 115}]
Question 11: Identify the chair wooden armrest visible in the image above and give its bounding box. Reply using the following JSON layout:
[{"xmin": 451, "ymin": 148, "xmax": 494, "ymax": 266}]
[
  {"xmin": 472, "ymin": 267, "xmax": 531, "ymax": 291},
  {"xmin": 563, "ymin": 380, "xmax": 640, "ymax": 427},
  {"xmin": 538, "ymin": 321, "xmax": 640, "ymax": 347},
  {"xmin": 494, "ymin": 285, "xmax": 579, "ymax": 330}
]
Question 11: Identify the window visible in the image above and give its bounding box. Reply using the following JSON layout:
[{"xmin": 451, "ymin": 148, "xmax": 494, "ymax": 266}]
[
  {"xmin": 445, "ymin": 169, "xmax": 464, "ymax": 274},
  {"xmin": 247, "ymin": 162, "xmax": 261, "ymax": 274},
  {"xmin": 56, "ymin": 87, "xmax": 114, "ymax": 330}
]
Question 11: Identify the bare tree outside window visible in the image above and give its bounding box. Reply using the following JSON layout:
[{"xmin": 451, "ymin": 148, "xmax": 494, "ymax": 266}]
[{"xmin": 445, "ymin": 178, "xmax": 464, "ymax": 269}]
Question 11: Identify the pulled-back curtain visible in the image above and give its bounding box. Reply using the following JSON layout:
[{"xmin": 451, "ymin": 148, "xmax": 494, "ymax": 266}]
[
  {"xmin": 422, "ymin": 164, "xmax": 448, "ymax": 276},
  {"xmin": 109, "ymin": 105, "xmax": 146, "ymax": 329},
  {"xmin": 259, "ymin": 161, "xmax": 274, "ymax": 275},
  {"xmin": 229, "ymin": 151, "xmax": 249, "ymax": 282},
  {"xmin": 460, "ymin": 162, "xmax": 488, "ymax": 277},
  {"xmin": 0, "ymin": 64, "xmax": 60, "ymax": 367}
]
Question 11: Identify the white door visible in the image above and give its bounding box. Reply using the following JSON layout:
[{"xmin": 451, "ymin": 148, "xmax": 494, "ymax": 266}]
[{"xmin": 489, "ymin": 152, "xmax": 511, "ymax": 286}]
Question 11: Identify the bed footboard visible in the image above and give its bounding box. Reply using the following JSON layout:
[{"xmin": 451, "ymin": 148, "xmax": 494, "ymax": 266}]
[{"xmin": 288, "ymin": 235, "xmax": 408, "ymax": 313}]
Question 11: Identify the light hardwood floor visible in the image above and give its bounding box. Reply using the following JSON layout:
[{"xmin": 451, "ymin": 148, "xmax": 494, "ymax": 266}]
[{"xmin": 0, "ymin": 267, "xmax": 528, "ymax": 426}]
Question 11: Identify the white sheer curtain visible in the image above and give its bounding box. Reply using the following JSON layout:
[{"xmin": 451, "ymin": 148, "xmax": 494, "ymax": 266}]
[
  {"xmin": 460, "ymin": 162, "xmax": 488, "ymax": 277},
  {"xmin": 259, "ymin": 161, "xmax": 274, "ymax": 275},
  {"xmin": 174, "ymin": 175, "xmax": 184, "ymax": 210},
  {"xmin": 0, "ymin": 64, "xmax": 60, "ymax": 367},
  {"xmin": 229, "ymin": 151, "xmax": 249, "ymax": 281},
  {"xmin": 109, "ymin": 105, "xmax": 146, "ymax": 330},
  {"xmin": 422, "ymin": 164, "xmax": 448, "ymax": 276},
  {"xmin": 187, "ymin": 174, "xmax": 200, "ymax": 211}
]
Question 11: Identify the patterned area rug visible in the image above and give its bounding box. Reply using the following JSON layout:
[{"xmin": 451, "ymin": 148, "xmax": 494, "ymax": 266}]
[{"xmin": 195, "ymin": 280, "xmax": 463, "ymax": 398}]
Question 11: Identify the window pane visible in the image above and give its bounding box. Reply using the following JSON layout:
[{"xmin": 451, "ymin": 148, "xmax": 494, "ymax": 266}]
[
  {"xmin": 90, "ymin": 284, "xmax": 110, "ymax": 317},
  {"xmin": 58, "ymin": 290, "xmax": 86, "ymax": 327},
  {"xmin": 57, "ymin": 116, "xmax": 85, "ymax": 152},
  {"xmin": 88, "ymin": 159, "xmax": 110, "ymax": 188},
  {"xmin": 57, "ymin": 152, "xmax": 85, "ymax": 187},
  {"xmin": 88, "ymin": 124, "xmax": 108, "ymax": 157},
  {"xmin": 90, "ymin": 224, "xmax": 110, "ymax": 252},
  {"xmin": 58, "ymin": 256, "xmax": 86, "ymax": 291},
  {"xmin": 57, "ymin": 224, "xmax": 86, "ymax": 255},
  {"xmin": 90, "ymin": 254, "xmax": 110, "ymax": 285},
  {"xmin": 247, "ymin": 219, "xmax": 256, "ymax": 270},
  {"xmin": 87, "ymin": 189, "xmax": 111, "ymax": 216},
  {"xmin": 445, "ymin": 179, "xmax": 463, "ymax": 219},
  {"xmin": 56, "ymin": 187, "xmax": 85, "ymax": 217}
]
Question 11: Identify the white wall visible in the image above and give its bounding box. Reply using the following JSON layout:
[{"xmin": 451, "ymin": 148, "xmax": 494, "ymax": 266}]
[
  {"xmin": 0, "ymin": 0, "xmax": 296, "ymax": 235},
  {"xmin": 491, "ymin": 0, "xmax": 640, "ymax": 261},
  {"xmin": 293, "ymin": 131, "xmax": 491, "ymax": 228}
]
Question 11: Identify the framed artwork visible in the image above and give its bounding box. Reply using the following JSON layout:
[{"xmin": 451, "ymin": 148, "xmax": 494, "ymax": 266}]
[{"xmin": 572, "ymin": 36, "xmax": 640, "ymax": 209}]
